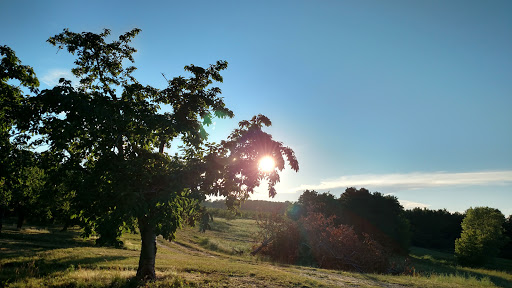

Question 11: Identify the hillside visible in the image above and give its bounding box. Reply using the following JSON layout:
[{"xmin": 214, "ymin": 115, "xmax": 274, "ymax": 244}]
[{"xmin": 1, "ymin": 218, "xmax": 511, "ymax": 287}]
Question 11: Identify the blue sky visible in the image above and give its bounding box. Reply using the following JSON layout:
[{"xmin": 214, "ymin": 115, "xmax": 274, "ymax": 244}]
[{"xmin": 1, "ymin": 0, "xmax": 511, "ymax": 215}]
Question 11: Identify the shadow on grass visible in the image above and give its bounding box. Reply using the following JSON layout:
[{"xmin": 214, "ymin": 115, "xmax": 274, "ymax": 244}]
[
  {"xmin": 0, "ymin": 255, "xmax": 132, "ymax": 286},
  {"xmin": 0, "ymin": 227, "xmax": 93, "ymax": 257},
  {"xmin": 210, "ymin": 220, "xmax": 232, "ymax": 232},
  {"xmin": 0, "ymin": 227, "xmax": 141, "ymax": 287},
  {"xmin": 409, "ymin": 253, "xmax": 512, "ymax": 288}
]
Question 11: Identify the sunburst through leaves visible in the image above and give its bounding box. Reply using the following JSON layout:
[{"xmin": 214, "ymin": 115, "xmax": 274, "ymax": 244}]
[{"xmin": 258, "ymin": 156, "xmax": 275, "ymax": 172}]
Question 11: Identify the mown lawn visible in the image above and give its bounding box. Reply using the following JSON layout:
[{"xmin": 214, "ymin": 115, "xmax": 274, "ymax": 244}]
[{"xmin": 1, "ymin": 218, "xmax": 511, "ymax": 287}]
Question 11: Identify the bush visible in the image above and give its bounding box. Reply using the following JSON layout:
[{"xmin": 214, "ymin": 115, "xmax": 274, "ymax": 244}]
[
  {"xmin": 301, "ymin": 213, "xmax": 388, "ymax": 273},
  {"xmin": 254, "ymin": 213, "xmax": 301, "ymax": 264},
  {"xmin": 254, "ymin": 212, "xmax": 389, "ymax": 273}
]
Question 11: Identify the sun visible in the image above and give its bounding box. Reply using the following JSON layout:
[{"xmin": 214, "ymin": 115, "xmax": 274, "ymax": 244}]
[{"xmin": 258, "ymin": 156, "xmax": 275, "ymax": 172}]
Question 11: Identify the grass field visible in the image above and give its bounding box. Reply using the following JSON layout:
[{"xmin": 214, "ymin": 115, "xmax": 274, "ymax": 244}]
[{"xmin": 1, "ymin": 218, "xmax": 511, "ymax": 287}]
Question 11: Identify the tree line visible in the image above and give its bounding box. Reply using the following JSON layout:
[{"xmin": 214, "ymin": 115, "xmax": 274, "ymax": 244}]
[
  {"xmin": 248, "ymin": 189, "xmax": 511, "ymax": 271},
  {"xmin": 202, "ymin": 199, "xmax": 291, "ymax": 219}
]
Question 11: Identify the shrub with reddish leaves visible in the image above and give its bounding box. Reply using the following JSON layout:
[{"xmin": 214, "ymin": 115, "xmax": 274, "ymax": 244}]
[
  {"xmin": 254, "ymin": 212, "xmax": 389, "ymax": 272},
  {"xmin": 301, "ymin": 213, "xmax": 388, "ymax": 273},
  {"xmin": 253, "ymin": 213, "xmax": 301, "ymax": 264}
]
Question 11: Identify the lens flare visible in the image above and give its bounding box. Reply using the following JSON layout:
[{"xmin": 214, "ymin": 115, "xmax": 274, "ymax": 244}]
[{"xmin": 258, "ymin": 156, "xmax": 275, "ymax": 172}]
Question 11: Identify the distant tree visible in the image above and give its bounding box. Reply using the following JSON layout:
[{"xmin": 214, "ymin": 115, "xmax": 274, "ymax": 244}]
[
  {"xmin": 405, "ymin": 208, "xmax": 464, "ymax": 251},
  {"xmin": 0, "ymin": 45, "xmax": 39, "ymax": 233},
  {"xmin": 287, "ymin": 188, "xmax": 410, "ymax": 253},
  {"xmin": 455, "ymin": 207, "xmax": 506, "ymax": 266},
  {"xmin": 500, "ymin": 215, "xmax": 512, "ymax": 259},
  {"xmin": 202, "ymin": 199, "xmax": 291, "ymax": 216},
  {"xmin": 239, "ymin": 199, "xmax": 291, "ymax": 215},
  {"xmin": 36, "ymin": 151, "xmax": 81, "ymax": 230},
  {"xmin": 15, "ymin": 161, "xmax": 46, "ymax": 228},
  {"xmin": 20, "ymin": 28, "xmax": 298, "ymax": 280},
  {"xmin": 289, "ymin": 190, "xmax": 338, "ymax": 221},
  {"xmin": 338, "ymin": 187, "xmax": 411, "ymax": 254},
  {"xmin": 253, "ymin": 188, "xmax": 412, "ymax": 271},
  {"xmin": 198, "ymin": 207, "xmax": 213, "ymax": 233}
]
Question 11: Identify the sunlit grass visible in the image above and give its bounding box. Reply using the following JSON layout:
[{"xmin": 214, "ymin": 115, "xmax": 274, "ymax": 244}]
[
  {"xmin": 1, "ymin": 218, "xmax": 511, "ymax": 287},
  {"xmin": 175, "ymin": 217, "xmax": 257, "ymax": 256}
]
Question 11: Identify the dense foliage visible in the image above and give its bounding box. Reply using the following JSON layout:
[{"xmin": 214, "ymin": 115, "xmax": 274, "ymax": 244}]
[
  {"xmin": 254, "ymin": 190, "xmax": 512, "ymax": 271},
  {"xmin": 501, "ymin": 215, "xmax": 512, "ymax": 259},
  {"xmin": 405, "ymin": 208, "xmax": 464, "ymax": 251},
  {"xmin": 0, "ymin": 45, "xmax": 40, "ymax": 233},
  {"xmin": 455, "ymin": 207, "xmax": 506, "ymax": 266},
  {"xmin": 2, "ymin": 29, "xmax": 298, "ymax": 280},
  {"xmin": 255, "ymin": 211, "xmax": 389, "ymax": 273},
  {"xmin": 289, "ymin": 188, "xmax": 411, "ymax": 254},
  {"xmin": 253, "ymin": 188, "xmax": 410, "ymax": 272}
]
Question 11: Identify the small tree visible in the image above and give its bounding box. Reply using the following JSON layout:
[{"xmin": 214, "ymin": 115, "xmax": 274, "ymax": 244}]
[{"xmin": 455, "ymin": 207, "xmax": 506, "ymax": 266}]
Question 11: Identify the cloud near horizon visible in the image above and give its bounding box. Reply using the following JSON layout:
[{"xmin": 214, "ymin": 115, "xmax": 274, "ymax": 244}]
[
  {"xmin": 288, "ymin": 170, "xmax": 512, "ymax": 193},
  {"xmin": 398, "ymin": 199, "xmax": 431, "ymax": 210}
]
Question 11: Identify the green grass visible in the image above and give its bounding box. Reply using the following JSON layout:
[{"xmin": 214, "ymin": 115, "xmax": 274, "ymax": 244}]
[{"xmin": 1, "ymin": 219, "xmax": 511, "ymax": 287}]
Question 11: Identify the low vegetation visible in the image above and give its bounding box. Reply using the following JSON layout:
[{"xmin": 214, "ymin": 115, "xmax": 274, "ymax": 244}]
[{"xmin": 1, "ymin": 217, "xmax": 511, "ymax": 287}]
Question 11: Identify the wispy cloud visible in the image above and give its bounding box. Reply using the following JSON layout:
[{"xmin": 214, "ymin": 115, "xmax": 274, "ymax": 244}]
[
  {"xmin": 289, "ymin": 171, "xmax": 512, "ymax": 193},
  {"xmin": 41, "ymin": 69, "xmax": 77, "ymax": 87}
]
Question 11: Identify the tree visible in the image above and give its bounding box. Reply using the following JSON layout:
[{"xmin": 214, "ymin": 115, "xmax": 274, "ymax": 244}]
[
  {"xmin": 338, "ymin": 187, "xmax": 411, "ymax": 254},
  {"xmin": 287, "ymin": 188, "xmax": 410, "ymax": 253},
  {"xmin": 455, "ymin": 207, "xmax": 506, "ymax": 266},
  {"xmin": 0, "ymin": 45, "xmax": 39, "ymax": 233},
  {"xmin": 500, "ymin": 215, "xmax": 512, "ymax": 259},
  {"xmin": 13, "ymin": 155, "xmax": 47, "ymax": 229},
  {"xmin": 294, "ymin": 189, "xmax": 339, "ymax": 219},
  {"xmin": 22, "ymin": 28, "xmax": 298, "ymax": 280},
  {"xmin": 35, "ymin": 150, "xmax": 80, "ymax": 230},
  {"xmin": 405, "ymin": 208, "xmax": 464, "ymax": 251}
]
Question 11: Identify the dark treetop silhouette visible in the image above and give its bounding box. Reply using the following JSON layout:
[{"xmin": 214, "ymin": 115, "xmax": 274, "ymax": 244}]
[{"xmin": 19, "ymin": 28, "xmax": 298, "ymax": 280}]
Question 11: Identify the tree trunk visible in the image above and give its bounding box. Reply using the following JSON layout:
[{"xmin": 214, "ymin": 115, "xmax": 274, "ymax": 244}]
[
  {"xmin": 136, "ymin": 217, "xmax": 157, "ymax": 281},
  {"xmin": 16, "ymin": 205, "xmax": 24, "ymax": 230},
  {"xmin": 251, "ymin": 236, "xmax": 273, "ymax": 256},
  {"xmin": 61, "ymin": 220, "xmax": 69, "ymax": 232}
]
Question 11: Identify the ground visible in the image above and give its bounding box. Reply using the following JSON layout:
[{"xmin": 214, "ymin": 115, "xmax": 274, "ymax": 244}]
[{"xmin": 0, "ymin": 217, "xmax": 511, "ymax": 287}]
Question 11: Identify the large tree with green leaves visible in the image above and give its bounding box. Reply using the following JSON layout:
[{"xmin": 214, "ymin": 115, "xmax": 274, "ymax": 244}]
[
  {"xmin": 22, "ymin": 28, "xmax": 298, "ymax": 280},
  {"xmin": 0, "ymin": 45, "xmax": 40, "ymax": 233},
  {"xmin": 455, "ymin": 207, "xmax": 506, "ymax": 266}
]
